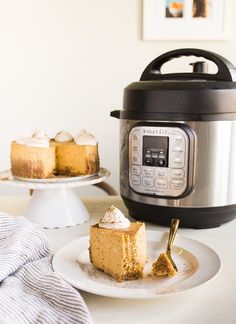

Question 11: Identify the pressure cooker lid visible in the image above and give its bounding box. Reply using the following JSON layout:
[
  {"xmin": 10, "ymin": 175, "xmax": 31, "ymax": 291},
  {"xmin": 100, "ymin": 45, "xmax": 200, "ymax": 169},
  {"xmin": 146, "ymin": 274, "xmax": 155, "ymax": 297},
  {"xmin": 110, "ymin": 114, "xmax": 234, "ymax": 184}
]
[{"xmin": 111, "ymin": 48, "xmax": 236, "ymax": 121}]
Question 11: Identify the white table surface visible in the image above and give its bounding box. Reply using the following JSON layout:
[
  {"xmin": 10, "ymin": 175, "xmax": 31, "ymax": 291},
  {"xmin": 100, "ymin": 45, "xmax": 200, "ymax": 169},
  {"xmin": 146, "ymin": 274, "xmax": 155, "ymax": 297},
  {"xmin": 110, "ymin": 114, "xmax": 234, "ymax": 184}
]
[{"xmin": 0, "ymin": 195, "xmax": 235, "ymax": 324}]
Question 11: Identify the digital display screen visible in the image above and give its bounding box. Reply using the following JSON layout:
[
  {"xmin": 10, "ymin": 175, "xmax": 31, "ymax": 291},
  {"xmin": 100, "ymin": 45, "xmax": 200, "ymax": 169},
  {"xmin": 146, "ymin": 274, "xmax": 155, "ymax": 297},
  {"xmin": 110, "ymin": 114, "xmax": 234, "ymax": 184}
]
[
  {"xmin": 143, "ymin": 136, "xmax": 169, "ymax": 167},
  {"xmin": 143, "ymin": 136, "xmax": 168, "ymax": 151}
]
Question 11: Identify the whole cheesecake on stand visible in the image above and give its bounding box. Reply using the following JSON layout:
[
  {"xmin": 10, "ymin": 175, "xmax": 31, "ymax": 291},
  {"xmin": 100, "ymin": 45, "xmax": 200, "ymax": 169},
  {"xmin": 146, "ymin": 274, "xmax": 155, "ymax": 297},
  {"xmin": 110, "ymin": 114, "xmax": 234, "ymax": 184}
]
[{"xmin": 10, "ymin": 129, "xmax": 100, "ymax": 179}]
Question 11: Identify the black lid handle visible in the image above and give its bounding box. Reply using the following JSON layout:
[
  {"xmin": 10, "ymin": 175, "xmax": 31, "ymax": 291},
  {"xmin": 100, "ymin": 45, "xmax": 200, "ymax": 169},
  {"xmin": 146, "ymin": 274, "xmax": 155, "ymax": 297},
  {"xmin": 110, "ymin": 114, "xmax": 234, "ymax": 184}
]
[{"xmin": 140, "ymin": 48, "xmax": 236, "ymax": 82}]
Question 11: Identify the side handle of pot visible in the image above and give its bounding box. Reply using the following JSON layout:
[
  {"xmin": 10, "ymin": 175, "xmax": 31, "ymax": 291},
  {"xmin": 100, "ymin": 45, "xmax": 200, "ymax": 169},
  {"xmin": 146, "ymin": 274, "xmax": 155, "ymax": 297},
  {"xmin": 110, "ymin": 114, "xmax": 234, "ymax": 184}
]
[{"xmin": 110, "ymin": 110, "xmax": 121, "ymax": 119}]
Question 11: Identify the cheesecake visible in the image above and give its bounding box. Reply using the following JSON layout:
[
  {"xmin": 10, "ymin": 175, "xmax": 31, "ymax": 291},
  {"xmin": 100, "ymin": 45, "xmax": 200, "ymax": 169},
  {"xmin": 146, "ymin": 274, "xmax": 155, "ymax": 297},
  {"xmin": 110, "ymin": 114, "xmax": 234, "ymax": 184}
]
[
  {"xmin": 89, "ymin": 206, "xmax": 147, "ymax": 281},
  {"xmin": 151, "ymin": 252, "xmax": 177, "ymax": 277},
  {"xmin": 10, "ymin": 129, "xmax": 100, "ymax": 179},
  {"xmin": 54, "ymin": 130, "xmax": 100, "ymax": 176},
  {"xmin": 11, "ymin": 130, "xmax": 56, "ymax": 179}
]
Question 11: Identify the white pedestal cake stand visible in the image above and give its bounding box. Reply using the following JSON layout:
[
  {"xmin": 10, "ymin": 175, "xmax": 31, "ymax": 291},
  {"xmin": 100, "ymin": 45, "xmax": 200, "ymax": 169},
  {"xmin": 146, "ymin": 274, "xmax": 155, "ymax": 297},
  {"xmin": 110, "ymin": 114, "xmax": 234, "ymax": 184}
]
[{"xmin": 0, "ymin": 168, "xmax": 110, "ymax": 229}]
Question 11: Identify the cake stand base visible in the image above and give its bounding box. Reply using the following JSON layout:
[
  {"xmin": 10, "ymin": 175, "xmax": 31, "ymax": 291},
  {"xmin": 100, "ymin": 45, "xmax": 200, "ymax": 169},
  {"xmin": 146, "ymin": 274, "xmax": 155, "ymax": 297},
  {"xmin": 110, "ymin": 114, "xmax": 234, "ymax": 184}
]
[
  {"xmin": 0, "ymin": 168, "xmax": 110, "ymax": 229},
  {"xmin": 25, "ymin": 188, "xmax": 89, "ymax": 229}
]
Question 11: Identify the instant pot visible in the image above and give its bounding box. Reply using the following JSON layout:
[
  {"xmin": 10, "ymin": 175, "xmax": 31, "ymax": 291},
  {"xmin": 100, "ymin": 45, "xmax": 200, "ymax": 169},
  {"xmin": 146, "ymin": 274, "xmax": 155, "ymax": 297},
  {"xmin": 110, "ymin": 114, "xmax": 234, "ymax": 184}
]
[{"xmin": 111, "ymin": 48, "xmax": 236, "ymax": 228}]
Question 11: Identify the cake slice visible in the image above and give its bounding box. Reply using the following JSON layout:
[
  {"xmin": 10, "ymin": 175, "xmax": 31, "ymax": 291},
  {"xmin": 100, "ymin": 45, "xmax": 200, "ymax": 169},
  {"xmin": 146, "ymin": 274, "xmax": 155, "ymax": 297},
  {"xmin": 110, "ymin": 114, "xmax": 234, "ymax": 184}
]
[
  {"xmin": 89, "ymin": 206, "xmax": 147, "ymax": 281},
  {"xmin": 53, "ymin": 130, "xmax": 99, "ymax": 176},
  {"xmin": 11, "ymin": 130, "xmax": 56, "ymax": 179},
  {"xmin": 151, "ymin": 252, "xmax": 177, "ymax": 277}
]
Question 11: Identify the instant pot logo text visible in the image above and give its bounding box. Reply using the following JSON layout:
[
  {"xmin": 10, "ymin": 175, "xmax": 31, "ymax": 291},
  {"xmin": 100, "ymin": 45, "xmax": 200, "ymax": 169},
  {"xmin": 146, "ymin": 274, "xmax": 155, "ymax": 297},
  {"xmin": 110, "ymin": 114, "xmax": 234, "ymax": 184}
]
[{"xmin": 143, "ymin": 128, "xmax": 168, "ymax": 135}]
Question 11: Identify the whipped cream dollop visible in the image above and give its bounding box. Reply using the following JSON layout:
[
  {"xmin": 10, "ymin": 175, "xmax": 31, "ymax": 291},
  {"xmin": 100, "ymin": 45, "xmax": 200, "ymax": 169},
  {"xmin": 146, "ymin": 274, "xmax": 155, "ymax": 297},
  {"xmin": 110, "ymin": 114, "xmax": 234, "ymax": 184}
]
[
  {"xmin": 98, "ymin": 205, "xmax": 130, "ymax": 229},
  {"xmin": 54, "ymin": 130, "xmax": 73, "ymax": 143},
  {"xmin": 74, "ymin": 130, "xmax": 97, "ymax": 146},
  {"xmin": 16, "ymin": 129, "xmax": 50, "ymax": 148}
]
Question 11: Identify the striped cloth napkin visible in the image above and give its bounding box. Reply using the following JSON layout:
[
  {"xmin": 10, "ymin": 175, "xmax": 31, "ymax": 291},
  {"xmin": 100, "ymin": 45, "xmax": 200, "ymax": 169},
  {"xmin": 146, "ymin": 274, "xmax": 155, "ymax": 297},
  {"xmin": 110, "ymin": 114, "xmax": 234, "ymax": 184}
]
[{"xmin": 0, "ymin": 213, "xmax": 93, "ymax": 324}]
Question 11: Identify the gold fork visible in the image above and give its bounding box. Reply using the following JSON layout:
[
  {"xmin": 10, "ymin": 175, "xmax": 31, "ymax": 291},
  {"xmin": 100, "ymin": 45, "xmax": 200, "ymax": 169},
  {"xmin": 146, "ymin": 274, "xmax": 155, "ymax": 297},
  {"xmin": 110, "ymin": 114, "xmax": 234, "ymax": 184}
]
[{"xmin": 166, "ymin": 218, "xmax": 180, "ymax": 272}]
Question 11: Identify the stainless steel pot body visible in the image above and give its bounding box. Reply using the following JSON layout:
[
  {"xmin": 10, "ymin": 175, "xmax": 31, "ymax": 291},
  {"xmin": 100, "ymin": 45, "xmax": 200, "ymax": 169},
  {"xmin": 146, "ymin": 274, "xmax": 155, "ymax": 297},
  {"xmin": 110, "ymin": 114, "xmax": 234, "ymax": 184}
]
[{"xmin": 120, "ymin": 119, "xmax": 236, "ymax": 208}]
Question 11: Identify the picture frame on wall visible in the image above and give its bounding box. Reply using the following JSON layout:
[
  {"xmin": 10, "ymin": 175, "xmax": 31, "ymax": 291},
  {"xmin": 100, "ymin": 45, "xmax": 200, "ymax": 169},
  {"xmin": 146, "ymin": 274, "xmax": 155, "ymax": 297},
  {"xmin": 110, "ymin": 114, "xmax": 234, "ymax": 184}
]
[{"xmin": 143, "ymin": 0, "xmax": 228, "ymax": 41}]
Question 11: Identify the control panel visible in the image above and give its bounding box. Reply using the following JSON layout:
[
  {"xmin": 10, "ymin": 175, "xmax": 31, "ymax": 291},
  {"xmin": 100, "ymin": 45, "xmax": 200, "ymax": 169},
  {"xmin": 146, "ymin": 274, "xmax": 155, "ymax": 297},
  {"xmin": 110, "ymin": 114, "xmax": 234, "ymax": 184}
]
[{"xmin": 129, "ymin": 125, "xmax": 194, "ymax": 198}]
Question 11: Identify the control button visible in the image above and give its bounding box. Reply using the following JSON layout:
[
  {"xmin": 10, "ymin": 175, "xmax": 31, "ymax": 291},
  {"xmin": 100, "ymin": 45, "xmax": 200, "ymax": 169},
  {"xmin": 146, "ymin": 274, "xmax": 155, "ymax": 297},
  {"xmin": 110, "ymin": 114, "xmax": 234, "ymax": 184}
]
[
  {"xmin": 131, "ymin": 165, "xmax": 141, "ymax": 175},
  {"xmin": 132, "ymin": 132, "xmax": 139, "ymax": 141},
  {"xmin": 171, "ymin": 169, "xmax": 185, "ymax": 179},
  {"xmin": 170, "ymin": 179, "xmax": 184, "ymax": 190},
  {"xmin": 175, "ymin": 133, "xmax": 184, "ymax": 142},
  {"xmin": 158, "ymin": 159, "xmax": 165, "ymax": 167},
  {"xmin": 174, "ymin": 135, "xmax": 185, "ymax": 150},
  {"xmin": 151, "ymin": 153, "xmax": 158, "ymax": 158},
  {"xmin": 173, "ymin": 146, "xmax": 183, "ymax": 153},
  {"xmin": 131, "ymin": 154, "xmax": 140, "ymax": 164},
  {"xmin": 145, "ymin": 157, "xmax": 153, "ymax": 166},
  {"xmin": 142, "ymin": 167, "xmax": 154, "ymax": 177},
  {"xmin": 155, "ymin": 168, "xmax": 168, "ymax": 178},
  {"xmin": 143, "ymin": 177, "xmax": 154, "ymax": 187},
  {"xmin": 156, "ymin": 178, "xmax": 168, "ymax": 189},
  {"xmin": 131, "ymin": 175, "xmax": 141, "ymax": 186},
  {"xmin": 173, "ymin": 157, "xmax": 184, "ymax": 168},
  {"xmin": 174, "ymin": 158, "xmax": 181, "ymax": 163},
  {"xmin": 133, "ymin": 145, "xmax": 139, "ymax": 152}
]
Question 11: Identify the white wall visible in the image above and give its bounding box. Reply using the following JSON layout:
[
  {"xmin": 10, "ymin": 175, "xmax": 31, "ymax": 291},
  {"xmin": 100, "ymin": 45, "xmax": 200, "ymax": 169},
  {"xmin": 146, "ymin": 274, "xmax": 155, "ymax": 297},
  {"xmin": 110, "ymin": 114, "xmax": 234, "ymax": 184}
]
[{"xmin": 0, "ymin": 0, "xmax": 236, "ymax": 195}]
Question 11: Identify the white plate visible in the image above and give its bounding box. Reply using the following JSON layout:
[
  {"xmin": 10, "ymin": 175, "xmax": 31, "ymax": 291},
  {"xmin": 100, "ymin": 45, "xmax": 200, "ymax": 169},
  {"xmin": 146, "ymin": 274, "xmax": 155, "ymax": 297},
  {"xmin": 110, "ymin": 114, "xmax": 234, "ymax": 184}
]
[{"xmin": 52, "ymin": 230, "xmax": 221, "ymax": 299}]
